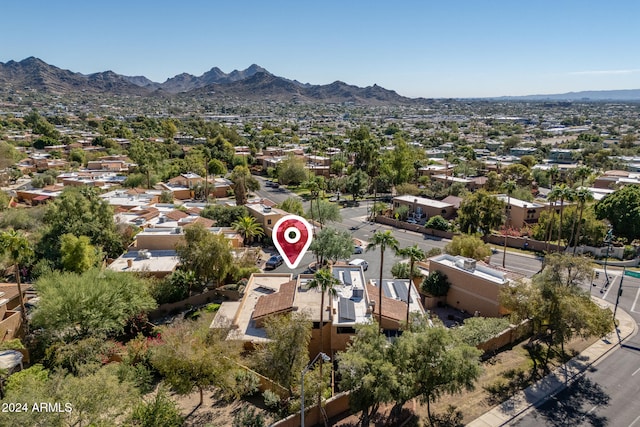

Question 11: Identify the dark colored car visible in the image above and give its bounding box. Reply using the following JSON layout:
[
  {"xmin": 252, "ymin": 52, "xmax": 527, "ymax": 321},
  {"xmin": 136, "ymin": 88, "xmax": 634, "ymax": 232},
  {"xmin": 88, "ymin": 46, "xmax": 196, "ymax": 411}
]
[{"xmin": 265, "ymin": 255, "xmax": 284, "ymax": 269}]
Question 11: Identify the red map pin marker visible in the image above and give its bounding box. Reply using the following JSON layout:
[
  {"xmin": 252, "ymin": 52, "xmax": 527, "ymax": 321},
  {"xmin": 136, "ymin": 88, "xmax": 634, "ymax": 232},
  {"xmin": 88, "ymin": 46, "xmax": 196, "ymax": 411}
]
[{"xmin": 272, "ymin": 215, "xmax": 313, "ymax": 269}]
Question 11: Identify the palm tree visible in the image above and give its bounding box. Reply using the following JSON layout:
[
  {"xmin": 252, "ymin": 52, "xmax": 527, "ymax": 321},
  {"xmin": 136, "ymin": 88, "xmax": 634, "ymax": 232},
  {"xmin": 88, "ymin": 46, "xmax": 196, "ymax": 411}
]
[
  {"xmin": 397, "ymin": 245, "xmax": 425, "ymax": 326},
  {"xmin": 549, "ymin": 165, "xmax": 560, "ymax": 187},
  {"xmin": 556, "ymin": 185, "xmax": 575, "ymax": 253},
  {"xmin": 307, "ymin": 268, "xmax": 340, "ymax": 412},
  {"xmin": 0, "ymin": 230, "xmax": 33, "ymax": 326},
  {"xmin": 366, "ymin": 230, "xmax": 399, "ymax": 331},
  {"xmin": 308, "ymin": 268, "xmax": 340, "ymax": 353},
  {"xmin": 231, "ymin": 216, "xmax": 264, "ymax": 246},
  {"xmin": 572, "ymin": 188, "xmax": 594, "ymax": 255},
  {"xmin": 546, "ymin": 186, "xmax": 563, "ymax": 253},
  {"xmin": 502, "ymin": 180, "xmax": 517, "ymax": 268},
  {"xmin": 573, "ymin": 165, "xmax": 592, "ymax": 188}
]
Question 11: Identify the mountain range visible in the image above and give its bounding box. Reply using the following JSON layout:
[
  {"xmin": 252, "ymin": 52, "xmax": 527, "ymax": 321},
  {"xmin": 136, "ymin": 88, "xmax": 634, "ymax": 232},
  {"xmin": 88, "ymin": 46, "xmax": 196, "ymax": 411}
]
[
  {"xmin": 1, "ymin": 57, "xmax": 640, "ymax": 103},
  {"xmin": 0, "ymin": 57, "xmax": 409, "ymax": 105}
]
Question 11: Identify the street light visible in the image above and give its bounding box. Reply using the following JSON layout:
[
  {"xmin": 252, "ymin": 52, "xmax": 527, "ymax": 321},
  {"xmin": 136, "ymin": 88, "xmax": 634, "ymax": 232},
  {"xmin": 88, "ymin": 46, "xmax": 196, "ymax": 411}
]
[
  {"xmin": 301, "ymin": 352, "xmax": 331, "ymax": 427},
  {"xmin": 602, "ymin": 226, "xmax": 613, "ymax": 292}
]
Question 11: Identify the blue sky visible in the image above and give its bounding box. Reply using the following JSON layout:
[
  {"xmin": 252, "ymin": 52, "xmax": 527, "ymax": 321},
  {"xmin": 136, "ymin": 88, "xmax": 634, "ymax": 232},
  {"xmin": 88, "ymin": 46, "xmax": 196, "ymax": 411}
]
[{"xmin": 2, "ymin": 1, "xmax": 640, "ymax": 98}]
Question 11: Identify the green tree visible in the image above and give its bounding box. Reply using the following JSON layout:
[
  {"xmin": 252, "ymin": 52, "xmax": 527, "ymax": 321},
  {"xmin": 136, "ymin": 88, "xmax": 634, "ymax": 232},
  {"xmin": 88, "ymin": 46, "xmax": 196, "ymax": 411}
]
[
  {"xmin": 309, "ymin": 227, "xmax": 353, "ymax": 266},
  {"xmin": 346, "ymin": 169, "xmax": 369, "ymax": 201},
  {"xmin": 595, "ymin": 185, "xmax": 640, "ymax": 243},
  {"xmin": 277, "ymin": 153, "xmax": 307, "ymax": 186},
  {"xmin": 304, "ymin": 174, "xmax": 326, "ymax": 227},
  {"xmin": 207, "ymin": 158, "xmax": 228, "ymax": 176},
  {"xmin": 230, "ymin": 165, "xmax": 259, "ymax": 205},
  {"xmin": 502, "ymin": 179, "xmax": 517, "ymax": 267},
  {"xmin": 68, "ymin": 148, "xmax": 86, "ymax": 165},
  {"xmin": 445, "ymin": 234, "xmax": 492, "ymax": 261},
  {"xmin": 176, "ymin": 223, "xmax": 233, "ymax": 287},
  {"xmin": 381, "ymin": 138, "xmax": 416, "ymax": 186},
  {"xmin": 556, "ymin": 184, "xmax": 575, "ymax": 251},
  {"xmin": 307, "ymin": 268, "xmax": 340, "ymax": 407},
  {"xmin": 421, "ymin": 270, "xmax": 451, "ymax": 297},
  {"xmin": 500, "ymin": 254, "xmax": 612, "ymax": 370},
  {"xmin": 60, "ymin": 234, "xmax": 101, "ymax": 273},
  {"xmin": 0, "ymin": 364, "xmax": 140, "ymax": 427},
  {"xmin": 337, "ymin": 322, "xmax": 397, "ymax": 426},
  {"xmin": 128, "ymin": 386, "xmax": 184, "ymax": 427},
  {"xmin": 201, "ymin": 204, "xmax": 248, "ymax": 227},
  {"xmin": 277, "ymin": 197, "xmax": 304, "ymax": 216},
  {"xmin": 231, "ymin": 215, "xmax": 264, "ymax": 245},
  {"xmin": 425, "ymin": 215, "xmax": 450, "ymax": 231},
  {"xmin": 572, "ymin": 188, "xmax": 595, "ymax": 254},
  {"xmin": 390, "ymin": 261, "xmax": 418, "ymax": 280},
  {"xmin": 32, "ymin": 268, "xmax": 156, "ymax": 339},
  {"xmin": 252, "ymin": 312, "xmax": 312, "ymax": 394},
  {"xmin": 305, "ymin": 200, "xmax": 341, "ymax": 226},
  {"xmin": 366, "ymin": 231, "xmax": 399, "ymax": 329},
  {"xmin": 151, "ymin": 319, "xmax": 238, "ymax": 407},
  {"xmin": 391, "ymin": 324, "xmax": 482, "ymax": 424},
  {"xmin": 457, "ymin": 191, "xmax": 505, "ymax": 235},
  {"xmin": 397, "ymin": 245, "xmax": 425, "ymax": 325},
  {"xmin": 40, "ymin": 187, "xmax": 125, "ymax": 262},
  {"xmin": 0, "ymin": 229, "xmax": 33, "ymax": 325},
  {"xmin": 572, "ymin": 165, "xmax": 593, "ymax": 187}
]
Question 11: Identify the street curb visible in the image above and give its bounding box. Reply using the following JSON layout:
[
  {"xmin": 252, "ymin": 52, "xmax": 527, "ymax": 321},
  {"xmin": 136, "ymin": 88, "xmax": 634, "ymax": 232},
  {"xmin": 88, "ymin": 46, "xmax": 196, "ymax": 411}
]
[{"xmin": 467, "ymin": 298, "xmax": 638, "ymax": 427}]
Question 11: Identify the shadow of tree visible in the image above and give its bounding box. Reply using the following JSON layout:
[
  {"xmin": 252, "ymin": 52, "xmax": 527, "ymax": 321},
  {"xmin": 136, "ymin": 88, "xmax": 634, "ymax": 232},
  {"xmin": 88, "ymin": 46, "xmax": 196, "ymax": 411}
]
[
  {"xmin": 484, "ymin": 368, "xmax": 533, "ymax": 406},
  {"xmin": 535, "ymin": 377, "xmax": 609, "ymax": 427}
]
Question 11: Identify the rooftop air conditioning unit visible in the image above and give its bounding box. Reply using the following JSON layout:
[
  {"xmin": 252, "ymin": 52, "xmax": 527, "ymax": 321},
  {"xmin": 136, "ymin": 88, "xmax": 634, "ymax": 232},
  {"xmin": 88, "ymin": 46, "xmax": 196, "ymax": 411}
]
[
  {"xmin": 463, "ymin": 258, "xmax": 476, "ymax": 271},
  {"xmin": 173, "ymin": 227, "xmax": 182, "ymax": 234},
  {"xmin": 263, "ymin": 206, "xmax": 272, "ymax": 213}
]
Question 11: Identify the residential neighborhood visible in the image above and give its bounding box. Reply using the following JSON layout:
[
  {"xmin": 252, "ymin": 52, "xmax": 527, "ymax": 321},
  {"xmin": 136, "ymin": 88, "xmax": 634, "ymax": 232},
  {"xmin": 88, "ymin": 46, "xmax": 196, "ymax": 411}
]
[{"xmin": 1, "ymin": 81, "xmax": 640, "ymax": 427}]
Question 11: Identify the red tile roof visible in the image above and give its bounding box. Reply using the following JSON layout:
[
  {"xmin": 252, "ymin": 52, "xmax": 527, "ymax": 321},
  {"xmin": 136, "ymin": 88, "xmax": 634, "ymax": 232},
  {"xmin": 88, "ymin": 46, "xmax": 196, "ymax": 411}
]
[
  {"xmin": 252, "ymin": 280, "xmax": 296, "ymax": 320},
  {"xmin": 365, "ymin": 283, "xmax": 407, "ymax": 323}
]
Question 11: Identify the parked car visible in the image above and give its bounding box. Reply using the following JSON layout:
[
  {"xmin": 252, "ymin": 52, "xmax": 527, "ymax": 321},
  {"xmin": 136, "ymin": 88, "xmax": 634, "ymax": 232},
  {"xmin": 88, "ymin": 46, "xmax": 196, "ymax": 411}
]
[
  {"xmin": 353, "ymin": 245, "xmax": 364, "ymax": 254},
  {"xmin": 348, "ymin": 258, "xmax": 368, "ymax": 271},
  {"xmin": 265, "ymin": 255, "xmax": 284, "ymax": 269}
]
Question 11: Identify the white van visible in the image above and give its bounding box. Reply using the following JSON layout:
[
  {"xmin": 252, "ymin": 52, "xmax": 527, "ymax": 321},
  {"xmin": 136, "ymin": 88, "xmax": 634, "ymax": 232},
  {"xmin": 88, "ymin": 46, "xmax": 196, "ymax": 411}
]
[{"xmin": 348, "ymin": 258, "xmax": 369, "ymax": 271}]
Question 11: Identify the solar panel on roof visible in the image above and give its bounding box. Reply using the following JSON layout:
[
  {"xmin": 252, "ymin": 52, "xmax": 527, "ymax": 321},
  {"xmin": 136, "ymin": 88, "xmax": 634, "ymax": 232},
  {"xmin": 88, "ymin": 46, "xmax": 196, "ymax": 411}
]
[
  {"xmin": 393, "ymin": 281, "xmax": 411, "ymax": 303},
  {"xmin": 338, "ymin": 297, "xmax": 356, "ymax": 321},
  {"xmin": 381, "ymin": 281, "xmax": 393, "ymax": 298}
]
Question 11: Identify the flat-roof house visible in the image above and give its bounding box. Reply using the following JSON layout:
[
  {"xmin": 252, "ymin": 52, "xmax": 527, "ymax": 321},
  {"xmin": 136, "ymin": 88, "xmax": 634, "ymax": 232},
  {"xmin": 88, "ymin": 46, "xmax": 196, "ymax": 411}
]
[
  {"xmin": 393, "ymin": 195, "xmax": 456, "ymax": 220},
  {"xmin": 427, "ymin": 254, "xmax": 523, "ymax": 317},
  {"xmin": 495, "ymin": 194, "xmax": 546, "ymax": 228},
  {"xmin": 214, "ymin": 266, "xmax": 425, "ymax": 356}
]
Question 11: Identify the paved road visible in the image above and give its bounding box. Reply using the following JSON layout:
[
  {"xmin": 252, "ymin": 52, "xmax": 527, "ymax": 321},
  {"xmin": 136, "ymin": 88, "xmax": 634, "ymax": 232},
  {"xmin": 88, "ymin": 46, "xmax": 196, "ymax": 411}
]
[
  {"xmin": 513, "ymin": 271, "xmax": 640, "ymax": 427},
  {"xmin": 259, "ymin": 192, "xmax": 543, "ymax": 281}
]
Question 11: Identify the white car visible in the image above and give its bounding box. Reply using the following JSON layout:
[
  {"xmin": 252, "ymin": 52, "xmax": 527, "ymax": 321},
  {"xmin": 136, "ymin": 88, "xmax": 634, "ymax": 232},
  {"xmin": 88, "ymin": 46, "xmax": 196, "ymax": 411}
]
[{"xmin": 348, "ymin": 258, "xmax": 369, "ymax": 271}]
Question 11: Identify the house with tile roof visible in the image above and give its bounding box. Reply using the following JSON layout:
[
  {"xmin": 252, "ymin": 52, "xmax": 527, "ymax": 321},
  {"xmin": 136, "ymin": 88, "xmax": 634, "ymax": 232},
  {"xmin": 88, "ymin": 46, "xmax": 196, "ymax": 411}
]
[{"xmin": 213, "ymin": 265, "xmax": 426, "ymax": 356}]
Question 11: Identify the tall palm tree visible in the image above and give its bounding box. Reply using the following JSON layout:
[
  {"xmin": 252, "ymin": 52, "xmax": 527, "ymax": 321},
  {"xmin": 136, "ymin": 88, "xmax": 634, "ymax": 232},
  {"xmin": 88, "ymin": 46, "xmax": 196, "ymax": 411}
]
[
  {"xmin": 397, "ymin": 245, "xmax": 425, "ymax": 326},
  {"xmin": 556, "ymin": 185, "xmax": 575, "ymax": 253},
  {"xmin": 502, "ymin": 180, "xmax": 517, "ymax": 268},
  {"xmin": 573, "ymin": 165, "xmax": 593, "ymax": 188},
  {"xmin": 0, "ymin": 230, "xmax": 33, "ymax": 326},
  {"xmin": 231, "ymin": 215, "xmax": 264, "ymax": 246},
  {"xmin": 307, "ymin": 268, "xmax": 340, "ymax": 413},
  {"xmin": 572, "ymin": 188, "xmax": 594, "ymax": 255},
  {"xmin": 546, "ymin": 186, "xmax": 563, "ymax": 253},
  {"xmin": 366, "ymin": 230, "xmax": 399, "ymax": 331}
]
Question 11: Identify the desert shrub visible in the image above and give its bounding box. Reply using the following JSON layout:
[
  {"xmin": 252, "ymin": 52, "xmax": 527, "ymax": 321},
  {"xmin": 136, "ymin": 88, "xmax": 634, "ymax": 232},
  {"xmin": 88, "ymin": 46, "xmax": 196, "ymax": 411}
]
[{"xmin": 128, "ymin": 386, "xmax": 183, "ymax": 427}]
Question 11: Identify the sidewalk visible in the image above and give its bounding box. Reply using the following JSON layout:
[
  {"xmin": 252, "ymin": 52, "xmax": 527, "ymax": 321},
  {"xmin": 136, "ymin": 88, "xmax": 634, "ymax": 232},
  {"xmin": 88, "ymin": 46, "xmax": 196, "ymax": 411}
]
[{"xmin": 467, "ymin": 298, "xmax": 638, "ymax": 427}]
